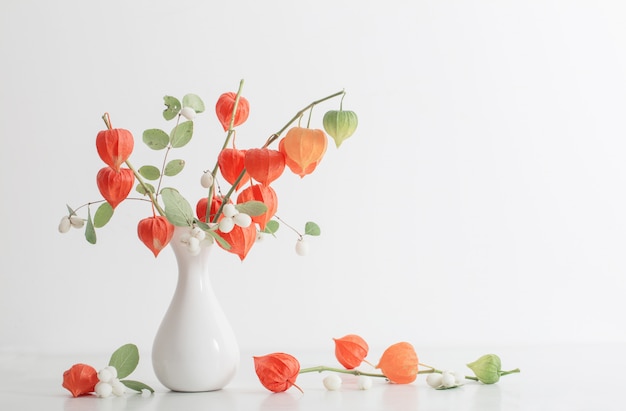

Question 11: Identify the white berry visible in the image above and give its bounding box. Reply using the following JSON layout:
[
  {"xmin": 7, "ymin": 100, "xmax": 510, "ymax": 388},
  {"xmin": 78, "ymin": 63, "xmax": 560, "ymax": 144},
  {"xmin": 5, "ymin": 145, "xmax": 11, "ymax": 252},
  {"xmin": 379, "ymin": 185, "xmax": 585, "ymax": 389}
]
[
  {"xmin": 200, "ymin": 171, "xmax": 214, "ymax": 189},
  {"xmin": 426, "ymin": 373, "xmax": 443, "ymax": 388},
  {"xmin": 191, "ymin": 226, "xmax": 206, "ymax": 240},
  {"xmin": 218, "ymin": 217, "xmax": 235, "ymax": 233},
  {"xmin": 69, "ymin": 215, "xmax": 85, "ymax": 228},
  {"xmin": 233, "ymin": 212, "xmax": 252, "ymax": 228},
  {"xmin": 442, "ymin": 372, "xmax": 456, "ymax": 388},
  {"xmin": 357, "ymin": 376, "xmax": 373, "ymax": 390},
  {"xmin": 295, "ymin": 238, "xmax": 309, "ymax": 256},
  {"xmin": 453, "ymin": 371, "xmax": 465, "ymax": 384},
  {"xmin": 95, "ymin": 381, "xmax": 113, "ymax": 397},
  {"xmin": 180, "ymin": 106, "xmax": 196, "ymax": 120},
  {"xmin": 111, "ymin": 379, "xmax": 126, "ymax": 396},
  {"xmin": 58, "ymin": 216, "xmax": 71, "ymax": 233},
  {"xmin": 323, "ymin": 374, "xmax": 342, "ymax": 391},
  {"xmin": 98, "ymin": 366, "xmax": 117, "ymax": 383},
  {"xmin": 222, "ymin": 203, "xmax": 238, "ymax": 218}
]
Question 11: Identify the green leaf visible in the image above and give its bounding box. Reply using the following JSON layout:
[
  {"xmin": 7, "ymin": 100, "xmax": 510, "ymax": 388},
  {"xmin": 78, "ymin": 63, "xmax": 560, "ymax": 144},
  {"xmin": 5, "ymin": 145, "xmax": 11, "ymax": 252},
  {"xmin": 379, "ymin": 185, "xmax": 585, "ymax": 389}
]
[
  {"xmin": 304, "ymin": 221, "xmax": 321, "ymax": 236},
  {"xmin": 236, "ymin": 200, "xmax": 268, "ymax": 217},
  {"xmin": 170, "ymin": 121, "xmax": 193, "ymax": 148},
  {"xmin": 163, "ymin": 96, "xmax": 181, "ymax": 120},
  {"xmin": 66, "ymin": 204, "xmax": 76, "ymax": 215},
  {"xmin": 109, "ymin": 344, "xmax": 139, "ymax": 379},
  {"xmin": 143, "ymin": 129, "xmax": 170, "ymax": 150},
  {"xmin": 136, "ymin": 182, "xmax": 155, "ymax": 196},
  {"xmin": 138, "ymin": 165, "xmax": 161, "ymax": 180},
  {"xmin": 164, "ymin": 159, "xmax": 185, "ymax": 176},
  {"xmin": 93, "ymin": 202, "xmax": 114, "ymax": 228},
  {"xmin": 161, "ymin": 187, "xmax": 194, "ymax": 226},
  {"xmin": 85, "ymin": 207, "xmax": 97, "ymax": 244},
  {"xmin": 182, "ymin": 94, "xmax": 205, "ymax": 113},
  {"xmin": 121, "ymin": 379, "xmax": 154, "ymax": 393},
  {"xmin": 263, "ymin": 220, "xmax": 279, "ymax": 234}
]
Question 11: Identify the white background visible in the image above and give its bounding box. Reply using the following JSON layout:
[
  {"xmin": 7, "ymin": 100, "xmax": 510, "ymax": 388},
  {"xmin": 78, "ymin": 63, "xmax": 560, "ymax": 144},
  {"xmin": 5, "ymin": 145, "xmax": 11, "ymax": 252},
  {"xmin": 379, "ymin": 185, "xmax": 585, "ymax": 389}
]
[{"xmin": 1, "ymin": 0, "xmax": 626, "ymax": 357}]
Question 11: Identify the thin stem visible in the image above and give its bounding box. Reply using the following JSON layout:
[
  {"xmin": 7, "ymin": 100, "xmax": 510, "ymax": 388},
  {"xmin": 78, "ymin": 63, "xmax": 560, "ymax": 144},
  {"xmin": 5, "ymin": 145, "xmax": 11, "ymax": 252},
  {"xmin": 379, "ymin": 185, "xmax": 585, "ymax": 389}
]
[
  {"xmin": 125, "ymin": 159, "xmax": 166, "ymax": 216},
  {"xmin": 274, "ymin": 215, "xmax": 302, "ymax": 239},
  {"xmin": 299, "ymin": 366, "xmax": 387, "ymax": 379},
  {"xmin": 500, "ymin": 368, "xmax": 521, "ymax": 376}
]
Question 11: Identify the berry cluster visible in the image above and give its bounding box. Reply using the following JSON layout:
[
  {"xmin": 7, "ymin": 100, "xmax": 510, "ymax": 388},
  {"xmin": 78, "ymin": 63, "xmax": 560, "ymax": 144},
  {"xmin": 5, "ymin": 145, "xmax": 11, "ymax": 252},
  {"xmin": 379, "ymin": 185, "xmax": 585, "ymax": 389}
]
[{"xmin": 95, "ymin": 366, "xmax": 126, "ymax": 398}]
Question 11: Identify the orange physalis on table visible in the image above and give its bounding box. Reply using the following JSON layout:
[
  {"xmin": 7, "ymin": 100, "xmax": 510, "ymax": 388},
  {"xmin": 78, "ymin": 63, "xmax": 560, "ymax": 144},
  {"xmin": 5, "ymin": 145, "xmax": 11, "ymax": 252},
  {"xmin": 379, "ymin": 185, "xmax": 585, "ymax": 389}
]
[
  {"xmin": 333, "ymin": 334, "xmax": 369, "ymax": 370},
  {"xmin": 254, "ymin": 353, "xmax": 302, "ymax": 393},
  {"xmin": 62, "ymin": 363, "xmax": 99, "ymax": 397},
  {"xmin": 376, "ymin": 342, "xmax": 419, "ymax": 384}
]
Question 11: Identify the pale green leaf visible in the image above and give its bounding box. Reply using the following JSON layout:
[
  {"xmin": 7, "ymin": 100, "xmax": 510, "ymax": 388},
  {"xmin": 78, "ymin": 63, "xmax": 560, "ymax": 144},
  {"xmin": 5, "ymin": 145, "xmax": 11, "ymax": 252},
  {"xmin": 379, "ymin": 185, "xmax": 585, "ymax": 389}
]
[
  {"xmin": 170, "ymin": 121, "xmax": 193, "ymax": 148},
  {"xmin": 304, "ymin": 221, "xmax": 321, "ymax": 236},
  {"xmin": 121, "ymin": 380, "xmax": 154, "ymax": 393},
  {"xmin": 182, "ymin": 94, "xmax": 205, "ymax": 113},
  {"xmin": 136, "ymin": 182, "xmax": 155, "ymax": 196},
  {"xmin": 138, "ymin": 165, "xmax": 161, "ymax": 180},
  {"xmin": 66, "ymin": 204, "xmax": 76, "ymax": 215},
  {"xmin": 143, "ymin": 129, "xmax": 169, "ymax": 150},
  {"xmin": 85, "ymin": 207, "xmax": 97, "ymax": 244},
  {"xmin": 207, "ymin": 230, "xmax": 231, "ymax": 250},
  {"xmin": 93, "ymin": 202, "xmax": 114, "ymax": 228},
  {"xmin": 161, "ymin": 187, "xmax": 194, "ymax": 226},
  {"xmin": 164, "ymin": 159, "xmax": 185, "ymax": 176},
  {"xmin": 263, "ymin": 220, "xmax": 279, "ymax": 234},
  {"xmin": 163, "ymin": 96, "xmax": 181, "ymax": 120},
  {"xmin": 235, "ymin": 200, "xmax": 268, "ymax": 217},
  {"xmin": 109, "ymin": 344, "xmax": 139, "ymax": 379}
]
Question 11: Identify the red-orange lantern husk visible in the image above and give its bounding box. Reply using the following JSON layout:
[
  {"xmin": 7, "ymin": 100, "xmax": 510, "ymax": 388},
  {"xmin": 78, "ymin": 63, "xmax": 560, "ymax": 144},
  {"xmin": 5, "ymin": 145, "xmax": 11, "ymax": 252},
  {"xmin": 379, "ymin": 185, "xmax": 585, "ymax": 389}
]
[
  {"xmin": 376, "ymin": 342, "xmax": 419, "ymax": 384},
  {"xmin": 218, "ymin": 223, "xmax": 256, "ymax": 260},
  {"xmin": 137, "ymin": 216, "xmax": 175, "ymax": 257},
  {"xmin": 253, "ymin": 353, "xmax": 301, "ymax": 393},
  {"xmin": 237, "ymin": 184, "xmax": 277, "ymax": 230},
  {"xmin": 96, "ymin": 128, "xmax": 134, "ymax": 172},
  {"xmin": 244, "ymin": 148, "xmax": 285, "ymax": 186},
  {"xmin": 333, "ymin": 334, "xmax": 369, "ymax": 370},
  {"xmin": 218, "ymin": 148, "xmax": 250, "ymax": 190},
  {"xmin": 62, "ymin": 363, "xmax": 99, "ymax": 397},
  {"xmin": 278, "ymin": 127, "xmax": 327, "ymax": 178},
  {"xmin": 215, "ymin": 92, "xmax": 250, "ymax": 131},
  {"xmin": 196, "ymin": 195, "xmax": 229, "ymax": 223},
  {"xmin": 96, "ymin": 167, "xmax": 135, "ymax": 209}
]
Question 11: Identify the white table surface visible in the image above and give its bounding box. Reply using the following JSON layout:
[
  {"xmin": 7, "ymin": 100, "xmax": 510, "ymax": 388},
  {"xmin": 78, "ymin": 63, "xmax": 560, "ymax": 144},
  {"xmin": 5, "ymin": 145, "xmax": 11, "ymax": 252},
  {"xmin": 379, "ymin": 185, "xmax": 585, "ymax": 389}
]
[{"xmin": 1, "ymin": 343, "xmax": 623, "ymax": 410}]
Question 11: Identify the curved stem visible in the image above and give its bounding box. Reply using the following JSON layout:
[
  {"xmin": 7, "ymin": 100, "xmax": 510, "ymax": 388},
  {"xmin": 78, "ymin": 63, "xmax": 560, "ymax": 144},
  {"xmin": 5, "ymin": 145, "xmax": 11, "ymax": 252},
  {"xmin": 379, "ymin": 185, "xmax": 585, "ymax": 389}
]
[
  {"xmin": 125, "ymin": 160, "xmax": 166, "ymax": 216},
  {"xmin": 299, "ymin": 366, "xmax": 387, "ymax": 379},
  {"xmin": 274, "ymin": 215, "xmax": 302, "ymax": 239}
]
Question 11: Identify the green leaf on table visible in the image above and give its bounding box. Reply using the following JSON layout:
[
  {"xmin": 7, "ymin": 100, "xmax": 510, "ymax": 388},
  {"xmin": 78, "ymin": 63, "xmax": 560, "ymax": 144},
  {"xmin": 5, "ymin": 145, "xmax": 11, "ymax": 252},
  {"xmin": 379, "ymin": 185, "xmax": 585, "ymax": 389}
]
[
  {"xmin": 236, "ymin": 200, "xmax": 268, "ymax": 217},
  {"xmin": 94, "ymin": 202, "xmax": 114, "ymax": 228},
  {"xmin": 163, "ymin": 95, "xmax": 181, "ymax": 120},
  {"xmin": 109, "ymin": 343, "xmax": 139, "ymax": 379},
  {"xmin": 143, "ymin": 129, "xmax": 170, "ymax": 150},
  {"xmin": 161, "ymin": 187, "xmax": 194, "ymax": 226},
  {"xmin": 263, "ymin": 220, "xmax": 279, "ymax": 235},
  {"xmin": 164, "ymin": 159, "xmax": 185, "ymax": 176},
  {"xmin": 85, "ymin": 207, "xmax": 96, "ymax": 244},
  {"xmin": 182, "ymin": 94, "xmax": 205, "ymax": 113},
  {"xmin": 139, "ymin": 165, "xmax": 161, "ymax": 180},
  {"xmin": 304, "ymin": 221, "xmax": 321, "ymax": 236},
  {"xmin": 121, "ymin": 379, "xmax": 154, "ymax": 393},
  {"xmin": 170, "ymin": 121, "xmax": 193, "ymax": 148},
  {"xmin": 136, "ymin": 182, "xmax": 155, "ymax": 196}
]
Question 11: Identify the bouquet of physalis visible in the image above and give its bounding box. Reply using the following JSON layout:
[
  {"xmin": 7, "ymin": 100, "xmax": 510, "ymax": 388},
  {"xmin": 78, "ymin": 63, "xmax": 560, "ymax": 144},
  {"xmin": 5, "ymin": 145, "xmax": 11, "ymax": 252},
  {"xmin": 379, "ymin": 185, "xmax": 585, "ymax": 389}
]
[{"xmin": 58, "ymin": 79, "xmax": 358, "ymax": 260}]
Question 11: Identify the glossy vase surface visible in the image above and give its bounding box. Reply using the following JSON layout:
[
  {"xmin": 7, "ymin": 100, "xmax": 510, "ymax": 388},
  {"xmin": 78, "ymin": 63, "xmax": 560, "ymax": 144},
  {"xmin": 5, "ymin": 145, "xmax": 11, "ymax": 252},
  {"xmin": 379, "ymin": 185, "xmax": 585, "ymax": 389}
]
[{"xmin": 152, "ymin": 227, "xmax": 239, "ymax": 392}]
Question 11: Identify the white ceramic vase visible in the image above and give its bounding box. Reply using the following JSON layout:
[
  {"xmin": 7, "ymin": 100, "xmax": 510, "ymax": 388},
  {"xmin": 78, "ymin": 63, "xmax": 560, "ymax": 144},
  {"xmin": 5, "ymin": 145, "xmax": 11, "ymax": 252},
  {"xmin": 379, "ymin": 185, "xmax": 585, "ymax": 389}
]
[{"xmin": 152, "ymin": 227, "xmax": 240, "ymax": 392}]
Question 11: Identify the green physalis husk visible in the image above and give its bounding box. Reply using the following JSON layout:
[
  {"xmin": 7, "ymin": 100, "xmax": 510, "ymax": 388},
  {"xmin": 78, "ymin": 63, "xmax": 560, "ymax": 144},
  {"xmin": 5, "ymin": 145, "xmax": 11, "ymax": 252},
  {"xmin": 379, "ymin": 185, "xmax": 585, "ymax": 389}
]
[
  {"xmin": 466, "ymin": 354, "xmax": 502, "ymax": 384},
  {"xmin": 323, "ymin": 110, "xmax": 358, "ymax": 147}
]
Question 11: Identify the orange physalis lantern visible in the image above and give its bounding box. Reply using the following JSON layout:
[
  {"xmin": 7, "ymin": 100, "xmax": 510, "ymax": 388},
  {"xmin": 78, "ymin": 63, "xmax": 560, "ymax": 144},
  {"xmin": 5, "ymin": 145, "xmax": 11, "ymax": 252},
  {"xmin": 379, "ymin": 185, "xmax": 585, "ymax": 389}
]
[
  {"xmin": 218, "ymin": 148, "xmax": 250, "ymax": 191},
  {"xmin": 137, "ymin": 216, "xmax": 175, "ymax": 257},
  {"xmin": 96, "ymin": 167, "xmax": 134, "ymax": 209},
  {"xmin": 196, "ymin": 196, "xmax": 228, "ymax": 223},
  {"xmin": 218, "ymin": 223, "xmax": 256, "ymax": 260},
  {"xmin": 237, "ymin": 184, "xmax": 277, "ymax": 230},
  {"xmin": 95, "ymin": 128, "xmax": 134, "ymax": 172},
  {"xmin": 278, "ymin": 127, "xmax": 327, "ymax": 178},
  {"xmin": 333, "ymin": 334, "xmax": 369, "ymax": 370},
  {"xmin": 253, "ymin": 353, "xmax": 301, "ymax": 393},
  {"xmin": 376, "ymin": 342, "xmax": 419, "ymax": 384},
  {"xmin": 244, "ymin": 148, "xmax": 285, "ymax": 186},
  {"xmin": 215, "ymin": 92, "xmax": 250, "ymax": 131},
  {"xmin": 62, "ymin": 363, "xmax": 99, "ymax": 397}
]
